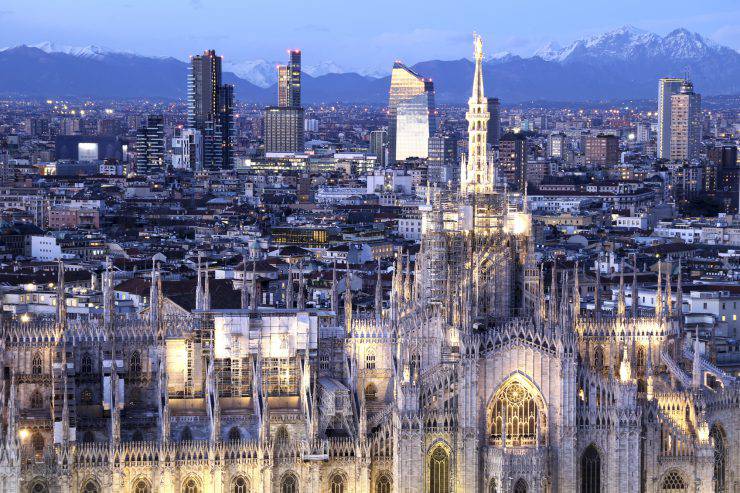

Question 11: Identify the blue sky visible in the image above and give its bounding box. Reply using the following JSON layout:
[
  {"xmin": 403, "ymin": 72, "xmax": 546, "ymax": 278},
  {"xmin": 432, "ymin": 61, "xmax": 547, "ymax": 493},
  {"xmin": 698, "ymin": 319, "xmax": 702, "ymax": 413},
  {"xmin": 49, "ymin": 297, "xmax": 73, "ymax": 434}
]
[{"xmin": 1, "ymin": 0, "xmax": 739, "ymax": 71}]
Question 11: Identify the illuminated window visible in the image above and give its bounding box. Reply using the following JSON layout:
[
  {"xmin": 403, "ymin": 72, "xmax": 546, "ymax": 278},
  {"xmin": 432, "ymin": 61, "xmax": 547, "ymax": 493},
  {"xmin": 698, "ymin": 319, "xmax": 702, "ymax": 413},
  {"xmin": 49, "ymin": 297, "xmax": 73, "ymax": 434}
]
[
  {"xmin": 365, "ymin": 383, "xmax": 377, "ymax": 401},
  {"xmin": 428, "ymin": 446, "xmax": 449, "ymax": 493},
  {"xmin": 489, "ymin": 381, "xmax": 540, "ymax": 446},
  {"xmin": 366, "ymin": 353, "xmax": 376, "ymax": 370}
]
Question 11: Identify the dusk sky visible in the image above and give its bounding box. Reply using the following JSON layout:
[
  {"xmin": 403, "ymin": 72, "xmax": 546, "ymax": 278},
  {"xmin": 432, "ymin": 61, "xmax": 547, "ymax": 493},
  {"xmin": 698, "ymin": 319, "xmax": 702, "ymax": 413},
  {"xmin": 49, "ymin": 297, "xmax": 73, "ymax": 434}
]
[{"xmin": 1, "ymin": 0, "xmax": 739, "ymax": 72}]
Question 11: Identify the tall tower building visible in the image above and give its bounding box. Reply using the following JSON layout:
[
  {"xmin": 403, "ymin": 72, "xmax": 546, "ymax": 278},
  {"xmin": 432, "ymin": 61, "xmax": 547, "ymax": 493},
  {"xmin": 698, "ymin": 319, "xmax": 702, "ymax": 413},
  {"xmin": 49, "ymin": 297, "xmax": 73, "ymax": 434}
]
[
  {"xmin": 657, "ymin": 78, "xmax": 684, "ymax": 160},
  {"xmin": 265, "ymin": 50, "xmax": 304, "ymax": 154},
  {"xmin": 670, "ymin": 80, "xmax": 702, "ymax": 161},
  {"xmin": 187, "ymin": 50, "xmax": 234, "ymax": 169},
  {"xmin": 388, "ymin": 62, "xmax": 435, "ymax": 163},
  {"xmin": 487, "ymin": 97, "xmax": 501, "ymax": 147},
  {"xmin": 460, "ymin": 34, "xmax": 492, "ymax": 195},
  {"xmin": 369, "ymin": 129, "xmax": 388, "ymax": 167},
  {"xmin": 135, "ymin": 115, "xmax": 164, "ymax": 175}
]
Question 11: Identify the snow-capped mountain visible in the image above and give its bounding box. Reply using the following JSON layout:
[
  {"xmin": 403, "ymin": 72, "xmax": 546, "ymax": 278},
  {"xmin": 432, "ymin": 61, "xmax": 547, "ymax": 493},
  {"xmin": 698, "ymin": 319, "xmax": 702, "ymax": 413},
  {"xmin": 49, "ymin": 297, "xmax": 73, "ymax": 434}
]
[
  {"xmin": 0, "ymin": 42, "xmax": 126, "ymax": 60},
  {"xmin": 535, "ymin": 26, "xmax": 735, "ymax": 63},
  {"xmin": 223, "ymin": 59, "xmax": 280, "ymax": 88},
  {"xmin": 304, "ymin": 60, "xmax": 345, "ymax": 77}
]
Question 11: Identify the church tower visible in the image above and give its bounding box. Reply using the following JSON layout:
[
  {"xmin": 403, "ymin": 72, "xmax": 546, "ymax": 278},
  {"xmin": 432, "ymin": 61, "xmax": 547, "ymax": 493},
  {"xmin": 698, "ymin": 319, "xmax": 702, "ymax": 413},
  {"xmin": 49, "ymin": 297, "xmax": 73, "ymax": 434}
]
[{"xmin": 460, "ymin": 34, "xmax": 492, "ymax": 195}]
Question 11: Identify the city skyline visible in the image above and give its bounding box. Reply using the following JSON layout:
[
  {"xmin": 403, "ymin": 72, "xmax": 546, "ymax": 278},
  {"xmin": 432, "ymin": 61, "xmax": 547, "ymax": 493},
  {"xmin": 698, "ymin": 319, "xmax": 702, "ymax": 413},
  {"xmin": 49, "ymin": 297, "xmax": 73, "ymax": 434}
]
[{"xmin": 0, "ymin": 1, "xmax": 739, "ymax": 73}]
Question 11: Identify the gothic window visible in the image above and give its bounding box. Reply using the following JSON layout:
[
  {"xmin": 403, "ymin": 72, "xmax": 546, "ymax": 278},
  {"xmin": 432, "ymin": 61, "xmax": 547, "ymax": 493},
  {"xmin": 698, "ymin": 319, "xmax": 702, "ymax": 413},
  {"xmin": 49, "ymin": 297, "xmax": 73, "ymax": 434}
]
[
  {"xmin": 513, "ymin": 479, "xmax": 527, "ymax": 493},
  {"xmin": 129, "ymin": 351, "xmax": 142, "ymax": 375},
  {"xmin": 661, "ymin": 470, "xmax": 687, "ymax": 492},
  {"xmin": 183, "ymin": 478, "xmax": 199, "ymax": 493},
  {"xmin": 180, "ymin": 426, "xmax": 193, "ymax": 442},
  {"xmin": 636, "ymin": 347, "xmax": 646, "ymax": 373},
  {"xmin": 428, "ymin": 445, "xmax": 449, "ymax": 493},
  {"xmin": 365, "ymin": 383, "xmax": 378, "ymax": 401},
  {"xmin": 366, "ymin": 352, "xmax": 376, "ymax": 370},
  {"xmin": 281, "ymin": 473, "xmax": 298, "ymax": 493},
  {"xmin": 580, "ymin": 444, "xmax": 601, "ymax": 493},
  {"xmin": 31, "ymin": 432, "xmax": 44, "ymax": 453},
  {"xmin": 81, "ymin": 353, "xmax": 93, "ymax": 374},
  {"xmin": 82, "ymin": 431, "xmax": 95, "ymax": 443},
  {"xmin": 30, "ymin": 389, "xmax": 43, "ymax": 409},
  {"xmin": 489, "ymin": 381, "xmax": 540, "ymax": 446},
  {"xmin": 232, "ymin": 476, "xmax": 249, "ymax": 493},
  {"xmin": 228, "ymin": 426, "xmax": 241, "ymax": 441},
  {"xmin": 330, "ymin": 473, "xmax": 345, "ymax": 493},
  {"xmin": 30, "ymin": 480, "xmax": 48, "ymax": 493},
  {"xmin": 710, "ymin": 425, "xmax": 726, "ymax": 493},
  {"xmin": 31, "ymin": 353, "xmax": 43, "ymax": 375},
  {"xmin": 275, "ymin": 426, "xmax": 289, "ymax": 447},
  {"xmin": 593, "ymin": 346, "xmax": 604, "ymax": 372},
  {"xmin": 488, "ymin": 478, "xmax": 497, "ymax": 493},
  {"xmin": 410, "ymin": 351, "xmax": 421, "ymax": 383},
  {"xmin": 81, "ymin": 388, "xmax": 93, "ymax": 405},
  {"xmin": 132, "ymin": 479, "xmax": 151, "ymax": 493},
  {"xmin": 375, "ymin": 474, "xmax": 392, "ymax": 493},
  {"xmin": 81, "ymin": 481, "xmax": 100, "ymax": 493}
]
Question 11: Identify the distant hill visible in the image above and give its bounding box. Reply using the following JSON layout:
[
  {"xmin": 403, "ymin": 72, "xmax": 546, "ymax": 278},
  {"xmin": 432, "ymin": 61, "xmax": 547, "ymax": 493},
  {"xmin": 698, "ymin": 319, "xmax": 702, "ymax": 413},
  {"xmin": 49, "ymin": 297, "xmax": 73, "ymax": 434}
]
[{"xmin": 1, "ymin": 26, "xmax": 739, "ymax": 104}]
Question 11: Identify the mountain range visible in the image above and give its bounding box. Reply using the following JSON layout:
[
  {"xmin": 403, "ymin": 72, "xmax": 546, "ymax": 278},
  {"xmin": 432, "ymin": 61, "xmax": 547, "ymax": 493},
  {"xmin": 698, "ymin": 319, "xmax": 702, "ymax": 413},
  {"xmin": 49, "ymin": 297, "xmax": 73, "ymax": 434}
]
[{"xmin": 0, "ymin": 26, "xmax": 738, "ymax": 104}]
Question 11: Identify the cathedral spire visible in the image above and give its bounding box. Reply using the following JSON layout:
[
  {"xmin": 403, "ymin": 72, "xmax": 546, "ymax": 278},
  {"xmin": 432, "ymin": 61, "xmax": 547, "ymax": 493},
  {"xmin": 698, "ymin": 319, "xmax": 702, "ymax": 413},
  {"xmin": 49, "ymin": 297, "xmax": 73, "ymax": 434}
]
[
  {"xmin": 573, "ymin": 261, "xmax": 581, "ymax": 322},
  {"xmin": 203, "ymin": 261, "xmax": 211, "ymax": 310},
  {"xmin": 461, "ymin": 34, "xmax": 491, "ymax": 195},
  {"xmin": 240, "ymin": 254, "xmax": 249, "ymax": 309},
  {"xmin": 646, "ymin": 336, "xmax": 654, "ymax": 401},
  {"xmin": 665, "ymin": 261, "xmax": 673, "ymax": 319},
  {"xmin": 692, "ymin": 328, "xmax": 702, "ymax": 389},
  {"xmin": 286, "ymin": 264, "xmax": 294, "ymax": 309},
  {"xmin": 195, "ymin": 252, "xmax": 204, "ymax": 310},
  {"xmin": 631, "ymin": 253, "xmax": 638, "ymax": 319},
  {"xmin": 331, "ymin": 260, "xmax": 339, "ymax": 314},
  {"xmin": 250, "ymin": 259, "xmax": 258, "ymax": 311},
  {"xmin": 617, "ymin": 259, "xmax": 626, "ymax": 319},
  {"xmin": 344, "ymin": 267, "xmax": 353, "ymax": 332},
  {"xmin": 297, "ymin": 261, "xmax": 306, "ymax": 310},
  {"xmin": 404, "ymin": 253, "xmax": 412, "ymax": 303},
  {"xmin": 375, "ymin": 259, "xmax": 383, "ymax": 323},
  {"xmin": 655, "ymin": 261, "xmax": 663, "ymax": 321},
  {"xmin": 594, "ymin": 256, "xmax": 601, "ymax": 319}
]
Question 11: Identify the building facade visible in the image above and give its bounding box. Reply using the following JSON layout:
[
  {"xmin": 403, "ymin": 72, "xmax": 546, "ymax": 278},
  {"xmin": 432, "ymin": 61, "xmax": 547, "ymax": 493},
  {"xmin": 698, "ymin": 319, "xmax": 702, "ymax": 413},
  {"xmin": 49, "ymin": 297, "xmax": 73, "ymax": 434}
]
[{"xmin": 388, "ymin": 63, "xmax": 435, "ymax": 163}]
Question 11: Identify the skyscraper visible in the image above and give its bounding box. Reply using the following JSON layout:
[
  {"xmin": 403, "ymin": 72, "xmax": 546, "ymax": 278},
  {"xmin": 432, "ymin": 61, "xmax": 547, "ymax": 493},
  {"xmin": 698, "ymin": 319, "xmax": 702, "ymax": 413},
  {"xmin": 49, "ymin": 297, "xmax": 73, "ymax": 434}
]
[
  {"xmin": 188, "ymin": 50, "xmax": 234, "ymax": 169},
  {"xmin": 135, "ymin": 115, "xmax": 164, "ymax": 175},
  {"xmin": 265, "ymin": 50, "xmax": 304, "ymax": 154},
  {"xmin": 388, "ymin": 62, "xmax": 435, "ymax": 163},
  {"xmin": 487, "ymin": 97, "xmax": 501, "ymax": 147},
  {"xmin": 428, "ymin": 134, "xmax": 458, "ymax": 185},
  {"xmin": 369, "ymin": 130, "xmax": 388, "ymax": 167},
  {"xmin": 499, "ymin": 132, "xmax": 526, "ymax": 192},
  {"xmin": 670, "ymin": 80, "xmax": 702, "ymax": 161},
  {"xmin": 657, "ymin": 78, "xmax": 684, "ymax": 160}
]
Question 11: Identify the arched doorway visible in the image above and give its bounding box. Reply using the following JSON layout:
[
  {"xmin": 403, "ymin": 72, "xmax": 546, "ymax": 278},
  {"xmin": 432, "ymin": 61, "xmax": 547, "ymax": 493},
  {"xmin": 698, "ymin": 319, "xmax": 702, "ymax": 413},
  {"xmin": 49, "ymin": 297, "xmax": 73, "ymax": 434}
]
[
  {"xmin": 513, "ymin": 478, "xmax": 527, "ymax": 493},
  {"xmin": 580, "ymin": 444, "xmax": 601, "ymax": 493}
]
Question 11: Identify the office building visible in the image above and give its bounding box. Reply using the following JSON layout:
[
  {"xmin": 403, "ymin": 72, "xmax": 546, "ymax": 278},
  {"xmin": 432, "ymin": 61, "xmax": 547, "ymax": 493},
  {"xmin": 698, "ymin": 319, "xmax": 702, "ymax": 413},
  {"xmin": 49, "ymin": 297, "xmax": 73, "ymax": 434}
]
[
  {"xmin": 548, "ymin": 133, "xmax": 567, "ymax": 159},
  {"xmin": 55, "ymin": 136, "xmax": 123, "ymax": 162},
  {"xmin": 388, "ymin": 62, "xmax": 435, "ymax": 163},
  {"xmin": 584, "ymin": 134, "xmax": 619, "ymax": 165},
  {"xmin": 487, "ymin": 97, "xmax": 501, "ymax": 147},
  {"xmin": 657, "ymin": 78, "xmax": 684, "ymax": 159},
  {"xmin": 288, "ymin": 50, "xmax": 301, "ymax": 108},
  {"xmin": 172, "ymin": 128, "xmax": 203, "ymax": 171},
  {"xmin": 369, "ymin": 130, "xmax": 388, "ymax": 167},
  {"xmin": 187, "ymin": 50, "xmax": 234, "ymax": 169},
  {"xmin": 278, "ymin": 65, "xmax": 290, "ymax": 107},
  {"xmin": 670, "ymin": 81, "xmax": 702, "ymax": 161},
  {"xmin": 428, "ymin": 134, "xmax": 458, "ymax": 185},
  {"xmin": 135, "ymin": 115, "xmax": 165, "ymax": 175},
  {"xmin": 499, "ymin": 132, "xmax": 526, "ymax": 191},
  {"xmin": 264, "ymin": 107, "xmax": 305, "ymax": 154}
]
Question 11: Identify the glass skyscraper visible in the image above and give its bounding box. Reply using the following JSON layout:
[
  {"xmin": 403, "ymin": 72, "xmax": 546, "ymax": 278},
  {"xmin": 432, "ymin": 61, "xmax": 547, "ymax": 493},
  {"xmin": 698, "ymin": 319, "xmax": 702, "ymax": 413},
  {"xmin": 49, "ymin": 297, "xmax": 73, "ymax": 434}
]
[
  {"xmin": 388, "ymin": 62, "xmax": 435, "ymax": 163},
  {"xmin": 657, "ymin": 78, "xmax": 684, "ymax": 160},
  {"xmin": 187, "ymin": 50, "xmax": 234, "ymax": 169}
]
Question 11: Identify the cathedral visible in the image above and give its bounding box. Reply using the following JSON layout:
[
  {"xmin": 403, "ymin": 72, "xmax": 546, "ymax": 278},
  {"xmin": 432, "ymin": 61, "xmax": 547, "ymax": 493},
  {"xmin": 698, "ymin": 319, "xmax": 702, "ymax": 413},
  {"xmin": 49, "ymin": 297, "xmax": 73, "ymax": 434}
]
[{"xmin": 0, "ymin": 36, "xmax": 737, "ymax": 493}]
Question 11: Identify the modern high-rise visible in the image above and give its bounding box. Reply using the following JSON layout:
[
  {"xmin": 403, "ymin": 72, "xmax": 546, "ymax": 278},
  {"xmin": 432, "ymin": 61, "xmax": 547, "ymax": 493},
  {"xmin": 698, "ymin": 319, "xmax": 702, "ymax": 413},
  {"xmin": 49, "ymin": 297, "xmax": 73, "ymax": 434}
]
[
  {"xmin": 428, "ymin": 134, "xmax": 458, "ymax": 185},
  {"xmin": 187, "ymin": 50, "xmax": 234, "ymax": 169},
  {"xmin": 499, "ymin": 132, "xmax": 527, "ymax": 191},
  {"xmin": 388, "ymin": 62, "xmax": 435, "ymax": 163},
  {"xmin": 264, "ymin": 107, "xmax": 305, "ymax": 154},
  {"xmin": 657, "ymin": 78, "xmax": 684, "ymax": 160},
  {"xmin": 266, "ymin": 50, "xmax": 304, "ymax": 154},
  {"xmin": 548, "ymin": 133, "xmax": 567, "ymax": 159},
  {"xmin": 369, "ymin": 130, "xmax": 388, "ymax": 167},
  {"xmin": 171, "ymin": 128, "xmax": 203, "ymax": 171},
  {"xmin": 487, "ymin": 97, "xmax": 501, "ymax": 147},
  {"xmin": 135, "ymin": 115, "xmax": 164, "ymax": 175},
  {"xmin": 670, "ymin": 80, "xmax": 702, "ymax": 161}
]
